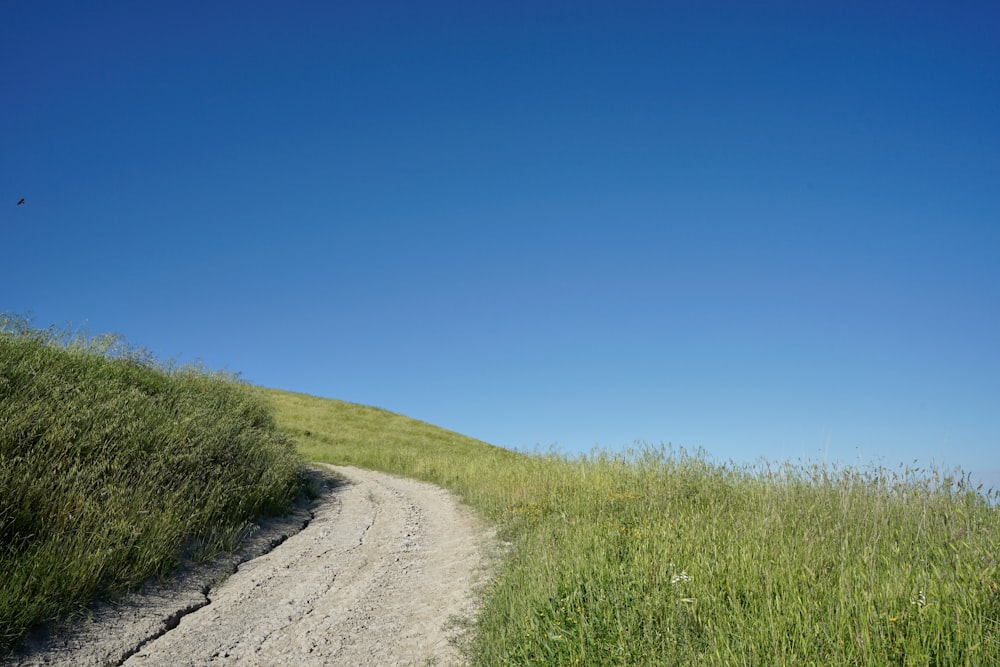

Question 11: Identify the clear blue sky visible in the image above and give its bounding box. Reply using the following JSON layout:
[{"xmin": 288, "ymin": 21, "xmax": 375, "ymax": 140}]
[{"xmin": 3, "ymin": 2, "xmax": 998, "ymax": 489}]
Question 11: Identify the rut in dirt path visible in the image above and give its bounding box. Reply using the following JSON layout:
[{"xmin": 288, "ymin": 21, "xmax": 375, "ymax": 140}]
[{"xmin": 8, "ymin": 465, "xmax": 494, "ymax": 667}]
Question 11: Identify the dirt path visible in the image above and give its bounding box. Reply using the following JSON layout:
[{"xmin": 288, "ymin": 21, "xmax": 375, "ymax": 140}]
[{"xmin": 9, "ymin": 465, "xmax": 493, "ymax": 667}]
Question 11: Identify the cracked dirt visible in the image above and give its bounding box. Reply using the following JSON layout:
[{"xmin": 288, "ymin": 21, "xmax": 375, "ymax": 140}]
[{"xmin": 8, "ymin": 465, "xmax": 493, "ymax": 667}]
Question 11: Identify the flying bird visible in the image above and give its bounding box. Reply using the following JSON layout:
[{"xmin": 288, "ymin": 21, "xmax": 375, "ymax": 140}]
[{"xmin": 16, "ymin": 198, "xmax": 24, "ymax": 206}]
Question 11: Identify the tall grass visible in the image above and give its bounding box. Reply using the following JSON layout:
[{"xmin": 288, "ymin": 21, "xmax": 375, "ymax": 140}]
[
  {"xmin": 267, "ymin": 389, "xmax": 1000, "ymax": 665},
  {"xmin": 0, "ymin": 317, "xmax": 304, "ymax": 652}
]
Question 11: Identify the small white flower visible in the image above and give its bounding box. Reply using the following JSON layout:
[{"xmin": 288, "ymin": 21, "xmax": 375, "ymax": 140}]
[
  {"xmin": 671, "ymin": 571, "xmax": 691, "ymax": 584},
  {"xmin": 911, "ymin": 591, "xmax": 926, "ymax": 607}
]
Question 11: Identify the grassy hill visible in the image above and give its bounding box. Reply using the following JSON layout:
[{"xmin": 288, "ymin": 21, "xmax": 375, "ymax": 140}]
[
  {"xmin": 2, "ymin": 315, "xmax": 997, "ymax": 663},
  {"xmin": 267, "ymin": 388, "xmax": 1000, "ymax": 666},
  {"xmin": 265, "ymin": 388, "xmax": 523, "ymax": 508},
  {"xmin": 0, "ymin": 319, "xmax": 304, "ymax": 652}
]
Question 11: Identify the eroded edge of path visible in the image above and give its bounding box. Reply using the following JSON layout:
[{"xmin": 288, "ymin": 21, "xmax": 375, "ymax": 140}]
[{"xmin": 6, "ymin": 468, "xmax": 337, "ymax": 667}]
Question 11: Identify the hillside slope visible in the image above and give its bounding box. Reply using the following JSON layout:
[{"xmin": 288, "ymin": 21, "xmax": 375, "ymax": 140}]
[
  {"xmin": 264, "ymin": 388, "xmax": 524, "ymax": 510},
  {"xmin": 265, "ymin": 388, "xmax": 1000, "ymax": 666},
  {"xmin": 0, "ymin": 322, "xmax": 304, "ymax": 653}
]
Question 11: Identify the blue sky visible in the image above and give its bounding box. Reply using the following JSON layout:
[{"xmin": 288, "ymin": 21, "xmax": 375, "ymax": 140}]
[{"xmin": 3, "ymin": 1, "xmax": 998, "ymax": 489}]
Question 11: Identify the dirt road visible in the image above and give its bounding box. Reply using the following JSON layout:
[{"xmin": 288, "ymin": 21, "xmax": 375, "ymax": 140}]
[{"xmin": 10, "ymin": 465, "xmax": 493, "ymax": 667}]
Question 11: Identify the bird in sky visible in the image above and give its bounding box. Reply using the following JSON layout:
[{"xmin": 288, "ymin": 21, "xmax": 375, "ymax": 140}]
[{"xmin": 16, "ymin": 198, "xmax": 25, "ymax": 206}]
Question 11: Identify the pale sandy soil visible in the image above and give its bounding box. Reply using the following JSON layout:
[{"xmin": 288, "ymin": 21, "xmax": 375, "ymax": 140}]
[{"xmin": 8, "ymin": 465, "xmax": 494, "ymax": 667}]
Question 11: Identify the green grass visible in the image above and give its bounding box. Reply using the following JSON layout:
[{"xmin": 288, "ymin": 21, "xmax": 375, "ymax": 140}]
[
  {"xmin": 267, "ymin": 388, "xmax": 1000, "ymax": 666},
  {"xmin": 0, "ymin": 318, "xmax": 305, "ymax": 653},
  {"xmin": 4, "ymin": 318, "xmax": 996, "ymax": 664}
]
